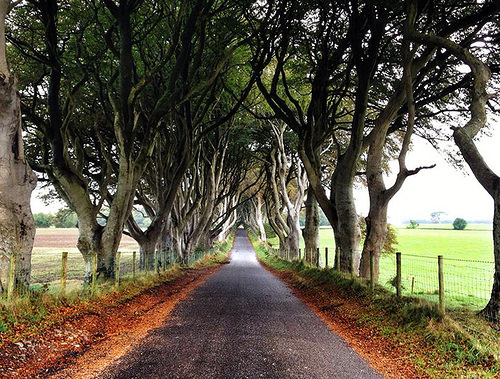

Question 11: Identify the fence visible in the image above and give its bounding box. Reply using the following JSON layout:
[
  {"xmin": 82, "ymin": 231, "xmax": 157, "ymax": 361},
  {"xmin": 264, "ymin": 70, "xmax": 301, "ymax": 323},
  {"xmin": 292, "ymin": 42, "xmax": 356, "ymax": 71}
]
[
  {"xmin": 378, "ymin": 253, "xmax": 494, "ymax": 313},
  {"xmin": 269, "ymin": 246, "xmax": 496, "ymax": 319},
  {"xmin": 1, "ymin": 245, "xmax": 222, "ymax": 299}
]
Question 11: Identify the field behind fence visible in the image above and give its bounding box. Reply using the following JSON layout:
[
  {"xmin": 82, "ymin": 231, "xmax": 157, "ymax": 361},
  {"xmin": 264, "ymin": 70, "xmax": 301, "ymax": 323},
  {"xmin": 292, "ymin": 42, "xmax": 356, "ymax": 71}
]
[
  {"xmin": 3, "ymin": 228, "xmax": 224, "ymax": 296},
  {"xmin": 269, "ymin": 224, "xmax": 496, "ymax": 317}
]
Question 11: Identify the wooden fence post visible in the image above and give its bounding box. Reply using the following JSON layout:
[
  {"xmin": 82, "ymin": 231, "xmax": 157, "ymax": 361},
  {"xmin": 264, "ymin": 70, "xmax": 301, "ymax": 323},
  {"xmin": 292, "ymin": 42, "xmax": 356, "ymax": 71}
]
[
  {"xmin": 132, "ymin": 251, "xmax": 136, "ymax": 279},
  {"xmin": 369, "ymin": 251, "xmax": 374, "ymax": 290},
  {"xmin": 325, "ymin": 248, "xmax": 328, "ymax": 269},
  {"xmin": 7, "ymin": 253, "xmax": 16, "ymax": 301},
  {"xmin": 411, "ymin": 277, "xmax": 415, "ymax": 295},
  {"xmin": 336, "ymin": 246, "xmax": 340, "ymax": 272},
  {"xmin": 92, "ymin": 252, "xmax": 98, "ymax": 292},
  {"xmin": 298, "ymin": 248, "xmax": 301, "ymax": 260},
  {"xmin": 396, "ymin": 252, "xmax": 402, "ymax": 298},
  {"xmin": 316, "ymin": 248, "xmax": 320, "ymax": 268},
  {"xmin": 438, "ymin": 255, "xmax": 445, "ymax": 316},
  {"xmin": 61, "ymin": 251, "xmax": 68, "ymax": 295},
  {"xmin": 154, "ymin": 250, "xmax": 158, "ymax": 274},
  {"xmin": 115, "ymin": 251, "xmax": 121, "ymax": 288}
]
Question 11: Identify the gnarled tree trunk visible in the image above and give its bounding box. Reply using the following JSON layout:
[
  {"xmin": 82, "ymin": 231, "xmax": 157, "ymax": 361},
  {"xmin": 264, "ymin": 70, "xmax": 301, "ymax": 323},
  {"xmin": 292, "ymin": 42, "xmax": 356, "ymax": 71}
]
[
  {"xmin": 0, "ymin": 1, "xmax": 36, "ymax": 293},
  {"xmin": 0, "ymin": 75, "xmax": 37, "ymax": 292},
  {"xmin": 302, "ymin": 185, "xmax": 319, "ymax": 265}
]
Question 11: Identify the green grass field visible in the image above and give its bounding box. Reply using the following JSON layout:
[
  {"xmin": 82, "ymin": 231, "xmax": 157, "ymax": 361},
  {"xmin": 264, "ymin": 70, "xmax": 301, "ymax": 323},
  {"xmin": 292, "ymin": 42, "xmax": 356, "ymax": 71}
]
[{"xmin": 268, "ymin": 224, "xmax": 495, "ymax": 310}]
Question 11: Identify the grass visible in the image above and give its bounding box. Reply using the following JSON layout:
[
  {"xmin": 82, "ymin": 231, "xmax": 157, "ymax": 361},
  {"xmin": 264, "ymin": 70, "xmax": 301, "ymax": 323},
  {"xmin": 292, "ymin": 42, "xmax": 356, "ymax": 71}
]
[
  {"xmin": 268, "ymin": 224, "xmax": 495, "ymax": 310},
  {"xmin": 251, "ymin": 234, "xmax": 499, "ymax": 378}
]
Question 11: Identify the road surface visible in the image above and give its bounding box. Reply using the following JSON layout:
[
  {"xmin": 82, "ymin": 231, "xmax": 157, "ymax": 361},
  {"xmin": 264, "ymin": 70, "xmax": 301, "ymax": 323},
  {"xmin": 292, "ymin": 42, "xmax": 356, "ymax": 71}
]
[{"xmin": 102, "ymin": 229, "xmax": 382, "ymax": 379}]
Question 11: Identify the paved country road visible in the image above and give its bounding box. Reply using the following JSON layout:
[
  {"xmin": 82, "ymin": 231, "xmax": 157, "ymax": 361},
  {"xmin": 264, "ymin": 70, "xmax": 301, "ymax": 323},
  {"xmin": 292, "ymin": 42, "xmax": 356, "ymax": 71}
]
[{"xmin": 102, "ymin": 230, "xmax": 382, "ymax": 379}]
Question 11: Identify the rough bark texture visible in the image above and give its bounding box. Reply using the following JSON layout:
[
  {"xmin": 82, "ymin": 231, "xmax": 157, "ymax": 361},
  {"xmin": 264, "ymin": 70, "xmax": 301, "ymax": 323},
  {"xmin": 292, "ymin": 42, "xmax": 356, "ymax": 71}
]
[
  {"xmin": 0, "ymin": 74, "xmax": 37, "ymax": 291},
  {"xmin": 255, "ymin": 195, "xmax": 267, "ymax": 242},
  {"xmin": 332, "ymin": 174, "xmax": 361, "ymax": 274},
  {"xmin": 0, "ymin": 0, "xmax": 36, "ymax": 291},
  {"xmin": 302, "ymin": 186, "xmax": 319, "ymax": 265}
]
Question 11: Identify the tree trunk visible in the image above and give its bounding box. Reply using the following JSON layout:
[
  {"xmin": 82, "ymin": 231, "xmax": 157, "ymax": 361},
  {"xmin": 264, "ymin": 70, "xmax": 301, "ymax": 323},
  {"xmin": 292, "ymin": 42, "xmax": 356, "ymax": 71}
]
[
  {"xmin": 286, "ymin": 213, "xmax": 301, "ymax": 260},
  {"xmin": 255, "ymin": 195, "xmax": 267, "ymax": 242},
  {"xmin": 359, "ymin": 205, "xmax": 387, "ymax": 280},
  {"xmin": 332, "ymin": 170, "xmax": 361, "ymax": 274},
  {"xmin": 0, "ymin": 75, "xmax": 37, "ymax": 292},
  {"xmin": 480, "ymin": 193, "xmax": 500, "ymax": 321},
  {"xmin": 139, "ymin": 238, "xmax": 157, "ymax": 271},
  {"xmin": 0, "ymin": 0, "xmax": 36, "ymax": 293},
  {"xmin": 302, "ymin": 186, "xmax": 319, "ymax": 265}
]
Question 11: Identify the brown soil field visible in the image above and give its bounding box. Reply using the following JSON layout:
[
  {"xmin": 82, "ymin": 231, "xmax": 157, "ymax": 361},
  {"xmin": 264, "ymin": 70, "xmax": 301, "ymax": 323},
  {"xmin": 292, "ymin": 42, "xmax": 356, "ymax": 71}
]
[{"xmin": 34, "ymin": 228, "xmax": 139, "ymax": 250}]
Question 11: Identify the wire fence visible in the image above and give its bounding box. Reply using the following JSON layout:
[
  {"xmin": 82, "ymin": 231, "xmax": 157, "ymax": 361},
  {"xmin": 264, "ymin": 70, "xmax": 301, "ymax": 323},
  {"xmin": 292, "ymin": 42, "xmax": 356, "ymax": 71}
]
[
  {"xmin": 1, "ymin": 244, "xmax": 225, "ymax": 299},
  {"xmin": 270, "ymin": 244, "xmax": 497, "ymax": 322},
  {"xmin": 378, "ymin": 253, "xmax": 494, "ymax": 312}
]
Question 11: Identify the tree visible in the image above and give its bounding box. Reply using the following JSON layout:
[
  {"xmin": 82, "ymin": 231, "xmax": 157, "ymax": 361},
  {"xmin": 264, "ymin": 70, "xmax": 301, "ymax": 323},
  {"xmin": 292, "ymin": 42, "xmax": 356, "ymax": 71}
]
[
  {"xmin": 53, "ymin": 208, "xmax": 77, "ymax": 228},
  {"xmin": 252, "ymin": 0, "xmax": 385, "ymax": 273},
  {"xmin": 0, "ymin": 0, "xmax": 36, "ymax": 293},
  {"xmin": 406, "ymin": 0, "xmax": 500, "ymax": 322},
  {"xmin": 452, "ymin": 218, "xmax": 467, "ymax": 230},
  {"xmin": 431, "ymin": 211, "xmax": 447, "ymax": 224},
  {"xmin": 260, "ymin": 121, "xmax": 306, "ymax": 260},
  {"xmin": 34, "ymin": 213, "xmax": 53, "ymax": 228},
  {"xmin": 407, "ymin": 220, "xmax": 419, "ymax": 229}
]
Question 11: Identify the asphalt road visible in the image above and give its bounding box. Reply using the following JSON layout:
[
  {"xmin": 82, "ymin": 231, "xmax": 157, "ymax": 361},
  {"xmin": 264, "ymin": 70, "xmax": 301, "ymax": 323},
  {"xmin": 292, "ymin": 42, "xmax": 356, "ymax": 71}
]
[{"xmin": 102, "ymin": 229, "xmax": 382, "ymax": 379}]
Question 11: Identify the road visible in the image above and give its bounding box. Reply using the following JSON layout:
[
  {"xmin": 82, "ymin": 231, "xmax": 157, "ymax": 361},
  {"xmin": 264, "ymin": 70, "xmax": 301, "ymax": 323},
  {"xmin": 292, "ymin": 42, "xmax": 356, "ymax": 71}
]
[{"xmin": 102, "ymin": 229, "xmax": 382, "ymax": 379}]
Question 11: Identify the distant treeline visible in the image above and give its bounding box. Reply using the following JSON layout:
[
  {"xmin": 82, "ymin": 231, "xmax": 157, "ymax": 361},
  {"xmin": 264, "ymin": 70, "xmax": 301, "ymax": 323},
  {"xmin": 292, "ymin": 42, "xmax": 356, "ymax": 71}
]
[
  {"xmin": 35, "ymin": 209, "xmax": 151, "ymax": 229},
  {"xmin": 403, "ymin": 219, "xmax": 491, "ymax": 224}
]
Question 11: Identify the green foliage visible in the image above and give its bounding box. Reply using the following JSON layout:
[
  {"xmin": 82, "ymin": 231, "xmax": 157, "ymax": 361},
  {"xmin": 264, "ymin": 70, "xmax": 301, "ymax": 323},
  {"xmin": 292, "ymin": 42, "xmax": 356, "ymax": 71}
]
[
  {"xmin": 453, "ymin": 218, "xmax": 467, "ymax": 230},
  {"xmin": 407, "ymin": 220, "xmax": 419, "ymax": 229},
  {"xmin": 264, "ymin": 223, "xmax": 277, "ymax": 239},
  {"xmin": 299, "ymin": 206, "xmax": 330, "ymax": 227},
  {"xmin": 33, "ymin": 213, "xmax": 53, "ymax": 228},
  {"xmin": 0, "ymin": 322, "xmax": 8, "ymax": 333},
  {"xmin": 383, "ymin": 224, "xmax": 398, "ymax": 254},
  {"xmin": 359, "ymin": 217, "xmax": 398, "ymax": 254},
  {"xmin": 53, "ymin": 208, "xmax": 77, "ymax": 228}
]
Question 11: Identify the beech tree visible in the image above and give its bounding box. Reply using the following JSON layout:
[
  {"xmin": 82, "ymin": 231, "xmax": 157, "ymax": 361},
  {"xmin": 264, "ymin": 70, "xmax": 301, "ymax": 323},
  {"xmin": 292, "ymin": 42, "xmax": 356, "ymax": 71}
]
[
  {"xmin": 405, "ymin": 0, "xmax": 500, "ymax": 321},
  {"xmin": 259, "ymin": 121, "xmax": 306, "ymax": 260},
  {"xmin": 13, "ymin": 0, "xmax": 257, "ymax": 281},
  {"xmin": 252, "ymin": 0, "xmax": 387, "ymax": 272},
  {"xmin": 0, "ymin": 0, "xmax": 37, "ymax": 292}
]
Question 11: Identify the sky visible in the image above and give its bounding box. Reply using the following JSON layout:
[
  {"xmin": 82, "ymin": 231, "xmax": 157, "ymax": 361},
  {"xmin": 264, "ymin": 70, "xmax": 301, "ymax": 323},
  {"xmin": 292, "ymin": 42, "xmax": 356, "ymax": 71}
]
[
  {"xmin": 354, "ymin": 123, "xmax": 500, "ymax": 224},
  {"xmin": 31, "ymin": 122, "xmax": 500, "ymax": 225}
]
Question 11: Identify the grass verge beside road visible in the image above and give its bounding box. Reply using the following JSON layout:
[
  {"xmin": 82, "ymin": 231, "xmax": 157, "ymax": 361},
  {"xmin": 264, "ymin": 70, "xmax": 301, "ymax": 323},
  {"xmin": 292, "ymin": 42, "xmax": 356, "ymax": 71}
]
[
  {"xmin": 251, "ymin": 233, "xmax": 499, "ymax": 378},
  {"xmin": 0, "ymin": 236, "xmax": 233, "ymax": 342}
]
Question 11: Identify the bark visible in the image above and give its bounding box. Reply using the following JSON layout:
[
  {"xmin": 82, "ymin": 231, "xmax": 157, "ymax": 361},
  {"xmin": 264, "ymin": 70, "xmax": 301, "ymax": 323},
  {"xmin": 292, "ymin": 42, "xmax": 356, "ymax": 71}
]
[
  {"xmin": 331, "ymin": 167, "xmax": 361, "ymax": 274},
  {"xmin": 265, "ymin": 123, "xmax": 307, "ymax": 260},
  {"xmin": 255, "ymin": 194, "xmax": 267, "ymax": 242},
  {"xmin": 481, "ymin": 193, "xmax": 500, "ymax": 321},
  {"xmin": 139, "ymin": 238, "xmax": 158, "ymax": 271},
  {"xmin": 0, "ymin": 0, "xmax": 36, "ymax": 292},
  {"xmin": 302, "ymin": 186, "xmax": 319, "ymax": 265},
  {"xmin": 0, "ymin": 74, "xmax": 37, "ymax": 291},
  {"xmin": 359, "ymin": 210, "xmax": 386, "ymax": 281}
]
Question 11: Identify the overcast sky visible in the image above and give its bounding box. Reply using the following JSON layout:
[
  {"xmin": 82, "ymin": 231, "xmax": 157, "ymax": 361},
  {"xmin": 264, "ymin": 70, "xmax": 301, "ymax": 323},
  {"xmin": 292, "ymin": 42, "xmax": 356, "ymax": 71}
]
[
  {"xmin": 31, "ymin": 122, "xmax": 499, "ymax": 225},
  {"xmin": 355, "ymin": 123, "xmax": 500, "ymax": 224}
]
